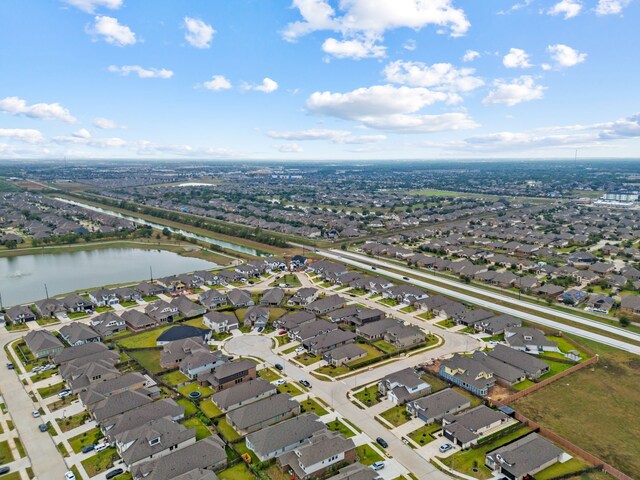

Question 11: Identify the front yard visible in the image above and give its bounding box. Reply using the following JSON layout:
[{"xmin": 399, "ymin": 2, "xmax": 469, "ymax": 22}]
[
  {"xmin": 257, "ymin": 367, "xmax": 281, "ymax": 382},
  {"xmin": 326, "ymin": 419, "xmax": 355, "ymax": 438},
  {"xmin": 408, "ymin": 423, "xmax": 441, "ymax": 446},
  {"xmin": 37, "ymin": 382, "xmax": 65, "ymax": 399},
  {"xmin": 293, "ymin": 352, "xmax": 322, "ymax": 366},
  {"xmin": 69, "ymin": 427, "xmax": 104, "ymax": 453},
  {"xmin": 56, "ymin": 411, "xmax": 91, "ymax": 433},
  {"xmin": 356, "ymin": 444, "xmax": 384, "ymax": 465},
  {"xmin": 299, "ymin": 398, "xmax": 328, "ymax": 416},
  {"xmin": 81, "ymin": 447, "xmax": 118, "ymax": 477},
  {"xmin": 379, "ymin": 405, "xmax": 412, "ymax": 428},
  {"xmin": 353, "ymin": 384, "xmax": 381, "ymax": 407},
  {"xmin": 277, "ymin": 382, "xmax": 304, "ymax": 397}
]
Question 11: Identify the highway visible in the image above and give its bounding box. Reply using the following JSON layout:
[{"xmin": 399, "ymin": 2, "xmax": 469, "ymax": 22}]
[{"xmin": 319, "ymin": 249, "xmax": 640, "ymax": 355}]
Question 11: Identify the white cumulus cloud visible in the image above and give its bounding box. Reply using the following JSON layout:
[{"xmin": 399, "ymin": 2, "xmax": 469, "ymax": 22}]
[
  {"xmin": 547, "ymin": 0, "xmax": 582, "ymax": 18},
  {"xmin": 64, "ymin": 0, "xmax": 122, "ymax": 13},
  {"xmin": 202, "ymin": 75, "xmax": 232, "ymax": 91},
  {"xmin": 0, "ymin": 96, "xmax": 77, "ymax": 123},
  {"xmin": 274, "ymin": 143, "xmax": 304, "ymax": 153},
  {"xmin": 267, "ymin": 129, "xmax": 386, "ymax": 144},
  {"xmin": 503, "ymin": 48, "xmax": 532, "ymax": 68},
  {"xmin": 322, "ymin": 37, "xmax": 386, "ymax": 59},
  {"xmin": 93, "ymin": 117, "xmax": 120, "ymax": 129},
  {"xmin": 483, "ymin": 76, "xmax": 545, "ymax": 106},
  {"xmin": 72, "ymin": 128, "xmax": 92, "ymax": 139},
  {"xmin": 462, "ymin": 49, "xmax": 480, "ymax": 62},
  {"xmin": 87, "ymin": 15, "xmax": 136, "ymax": 46},
  {"xmin": 244, "ymin": 78, "xmax": 279, "ymax": 93},
  {"xmin": 547, "ymin": 44, "xmax": 586, "ymax": 67},
  {"xmin": 0, "ymin": 128, "xmax": 44, "ymax": 144},
  {"xmin": 383, "ymin": 60, "xmax": 484, "ymax": 92},
  {"xmin": 596, "ymin": 0, "xmax": 630, "ymax": 15},
  {"xmin": 183, "ymin": 17, "xmax": 215, "ymax": 48},
  {"xmin": 108, "ymin": 65, "xmax": 174, "ymax": 78}
]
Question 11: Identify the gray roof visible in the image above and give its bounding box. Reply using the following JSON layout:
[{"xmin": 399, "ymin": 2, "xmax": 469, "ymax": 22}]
[
  {"xmin": 504, "ymin": 327, "xmax": 558, "ymax": 349},
  {"xmin": 488, "ymin": 344, "xmax": 549, "ymax": 376},
  {"xmin": 276, "ymin": 310, "xmax": 316, "ymax": 329},
  {"xmin": 295, "ymin": 430, "xmax": 355, "ymax": 468},
  {"xmin": 472, "ymin": 351, "xmax": 526, "ymax": 385},
  {"xmin": 105, "ymin": 398, "xmax": 184, "ymax": 438},
  {"xmin": 227, "ymin": 393, "xmax": 298, "ymax": 430},
  {"xmin": 306, "ymin": 294, "xmax": 346, "ymax": 312},
  {"xmin": 444, "ymin": 405, "xmax": 508, "ymax": 444},
  {"xmin": 382, "ymin": 368, "xmax": 425, "ymax": 389},
  {"xmin": 132, "ymin": 436, "xmax": 226, "ymax": 480},
  {"xmin": 52, "ymin": 342, "xmax": 109, "ymax": 364},
  {"xmin": 90, "ymin": 389, "xmax": 154, "ymax": 423},
  {"xmin": 356, "ymin": 319, "xmax": 402, "ymax": 337},
  {"xmin": 203, "ymin": 311, "xmax": 237, "ymax": 326},
  {"xmin": 307, "ymin": 329, "xmax": 356, "ymax": 350},
  {"xmin": 117, "ymin": 417, "xmax": 194, "ymax": 465},
  {"xmin": 80, "ymin": 372, "xmax": 149, "ymax": 406},
  {"xmin": 487, "ymin": 433, "xmax": 564, "ymax": 478},
  {"xmin": 211, "ymin": 378, "xmax": 276, "ymax": 410},
  {"xmin": 246, "ymin": 413, "xmax": 324, "ymax": 457},
  {"xmin": 261, "ymin": 288, "xmax": 284, "ymax": 304},
  {"xmin": 173, "ymin": 469, "xmax": 219, "ymax": 480},
  {"xmin": 441, "ymin": 354, "xmax": 494, "ymax": 392},
  {"xmin": 24, "ymin": 330, "xmax": 63, "ymax": 353},
  {"xmin": 60, "ymin": 323, "xmax": 100, "ymax": 344},
  {"xmin": 207, "ymin": 359, "xmax": 254, "ymax": 383},
  {"xmin": 326, "ymin": 463, "xmax": 381, "ymax": 480},
  {"xmin": 325, "ymin": 343, "xmax": 366, "ymax": 361},
  {"xmin": 408, "ymin": 388, "xmax": 470, "ymax": 420}
]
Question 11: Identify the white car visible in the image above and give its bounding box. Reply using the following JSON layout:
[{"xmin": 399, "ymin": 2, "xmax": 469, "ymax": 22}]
[
  {"xmin": 371, "ymin": 461, "xmax": 385, "ymax": 471},
  {"xmin": 65, "ymin": 472, "xmax": 76, "ymax": 480},
  {"xmin": 273, "ymin": 379, "xmax": 286, "ymax": 386},
  {"xmin": 95, "ymin": 443, "xmax": 109, "ymax": 452},
  {"xmin": 295, "ymin": 347, "xmax": 305, "ymax": 354},
  {"xmin": 57, "ymin": 389, "xmax": 72, "ymax": 398},
  {"xmin": 439, "ymin": 443, "xmax": 453, "ymax": 453},
  {"xmin": 32, "ymin": 410, "xmax": 40, "ymax": 418}
]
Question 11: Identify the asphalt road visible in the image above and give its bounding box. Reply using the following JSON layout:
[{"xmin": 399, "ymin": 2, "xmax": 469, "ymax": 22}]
[{"xmin": 320, "ymin": 249, "xmax": 640, "ymax": 355}]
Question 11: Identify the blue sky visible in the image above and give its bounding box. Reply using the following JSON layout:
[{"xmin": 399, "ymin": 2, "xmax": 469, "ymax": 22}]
[{"xmin": 0, "ymin": 0, "xmax": 638, "ymax": 160}]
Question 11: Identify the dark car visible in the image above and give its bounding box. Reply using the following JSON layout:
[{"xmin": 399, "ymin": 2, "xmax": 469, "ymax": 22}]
[
  {"xmin": 82, "ymin": 444, "xmax": 96, "ymax": 454},
  {"xmin": 376, "ymin": 437, "xmax": 388, "ymax": 448},
  {"xmin": 38, "ymin": 423, "xmax": 47, "ymax": 432},
  {"xmin": 402, "ymin": 276, "xmax": 409, "ymax": 280},
  {"xmin": 0, "ymin": 466, "xmax": 10, "ymax": 475},
  {"xmin": 371, "ymin": 267, "xmax": 377, "ymax": 270},
  {"xmin": 274, "ymin": 363, "xmax": 284, "ymax": 371},
  {"xmin": 105, "ymin": 468, "xmax": 124, "ymax": 479},
  {"xmin": 299, "ymin": 379, "xmax": 311, "ymax": 388},
  {"xmin": 6, "ymin": 362, "xmax": 14, "ymax": 370},
  {"xmin": 257, "ymin": 326, "xmax": 264, "ymax": 333}
]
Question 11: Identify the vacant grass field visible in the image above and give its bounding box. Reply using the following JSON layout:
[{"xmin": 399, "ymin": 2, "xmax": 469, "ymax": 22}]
[
  {"xmin": 379, "ymin": 405, "xmax": 412, "ymax": 427},
  {"xmin": 373, "ymin": 339, "xmax": 397, "ymax": 353},
  {"xmin": 315, "ymin": 364, "xmax": 350, "ymax": 377},
  {"xmin": 513, "ymin": 340, "xmax": 640, "ymax": 478},
  {"xmin": 353, "ymin": 384, "xmax": 381, "ymax": 407}
]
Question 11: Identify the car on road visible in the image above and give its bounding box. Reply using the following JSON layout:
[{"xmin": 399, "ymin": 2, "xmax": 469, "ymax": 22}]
[
  {"xmin": 57, "ymin": 389, "xmax": 72, "ymax": 398},
  {"xmin": 105, "ymin": 468, "xmax": 124, "ymax": 479},
  {"xmin": 274, "ymin": 363, "xmax": 284, "ymax": 371},
  {"xmin": 299, "ymin": 379, "xmax": 311, "ymax": 388},
  {"xmin": 439, "ymin": 443, "xmax": 453, "ymax": 453},
  {"xmin": 39, "ymin": 423, "xmax": 48, "ymax": 432},
  {"xmin": 82, "ymin": 444, "xmax": 96, "ymax": 454},
  {"xmin": 0, "ymin": 466, "xmax": 10, "ymax": 475},
  {"xmin": 376, "ymin": 437, "xmax": 388, "ymax": 448},
  {"xmin": 371, "ymin": 267, "xmax": 377, "ymax": 270},
  {"xmin": 274, "ymin": 379, "xmax": 286, "ymax": 386},
  {"xmin": 6, "ymin": 362, "xmax": 14, "ymax": 370},
  {"xmin": 371, "ymin": 461, "xmax": 385, "ymax": 471},
  {"xmin": 278, "ymin": 330, "xmax": 287, "ymax": 335},
  {"xmin": 32, "ymin": 410, "xmax": 40, "ymax": 418},
  {"xmin": 65, "ymin": 471, "xmax": 76, "ymax": 480},
  {"xmin": 402, "ymin": 276, "xmax": 409, "ymax": 280}
]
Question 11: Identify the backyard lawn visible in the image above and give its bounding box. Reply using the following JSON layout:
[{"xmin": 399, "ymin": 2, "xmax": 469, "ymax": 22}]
[
  {"xmin": 181, "ymin": 416, "xmax": 212, "ymax": 441},
  {"xmin": 217, "ymin": 462, "xmax": 254, "ymax": 480},
  {"xmin": 277, "ymin": 382, "xmax": 304, "ymax": 397},
  {"xmin": 81, "ymin": 447, "xmax": 118, "ymax": 477},
  {"xmin": 408, "ymin": 423, "xmax": 441, "ymax": 446},
  {"xmin": 69, "ymin": 427, "xmax": 104, "ymax": 453},
  {"xmin": 116, "ymin": 325, "xmax": 173, "ymax": 348},
  {"xmin": 356, "ymin": 444, "xmax": 384, "ymax": 465},
  {"xmin": 127, "ymin": 349, "xmax": 163, "ymax": 374},
  {"xmin": 379, "ymin": 405, "xmax": 412, "ymax": 428},
  {"xmin": 176, "ymin": 397, "xmax": 198, "ymax": 417},
  {"xmin": 200, "ymin": 400, "xmax": 223, "ymax": 418},
  {"xmin": 160, "ymin": 370, "xmax": 190, "ymax": 386},
  {"xmin": 435, "ymin": 319, "xmax": 456, "ymax": 329},
  {"xmin": 177, "ymin": 382, "xmax": 214, "ymax": 398},
  {"xmin": 216, "ymin": 418, "xmax": 240, "ymax": 441},
  {"xmin": 300, "ymin": 398, "xmax": 328, "ymax": 416},
  {"xmin": 353, "ymin": 384, "xmax": 381, "ymax": 407}
]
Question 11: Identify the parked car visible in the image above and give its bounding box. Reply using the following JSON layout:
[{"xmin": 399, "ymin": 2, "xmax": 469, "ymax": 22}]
[
  {"xmin": 95, "ymin": 443, "xmax": 109, "ymax": 452},
  {"xmin": 274, "ymin": 363, "xmax": 284, "ymax": 371},
  {"xmin": 439, "ymin": 443, "xmax": 453, "ymax": 453},
  {"xmin": 278, "ymin": 330, "xmax": 287, "ymax": 335},
  {"xmin": 57, "ymin": 389, "xmax": 72, "ymax": 398},
  {"xmin": 376, "ymin": 437, "xmax": 388, "ymax": 448},
  {"xmin": 65, "ymin": 472, "xmax": 76, "ymax": 480},
  {"xmin": 39, "ymin": 423, "xmax": 48, "ymax": 432},
  {"xmin": 82, "ymin": 444, "xmax": 96, "ymax": 454},
  {"xmin": 6, "ymin": 362, "xmax": 14, "ymax": 370},
  {"xmin": 32, "ymin": 410, "xmax": 40, "ymax": 418},
  {"xmin": 402, "ymin": 276, "xmax": 409, "ymax": 280},
  {"xmin": 371, "ymin": 461, "xmax": 385, "ymax": 471},
  {"xmin": 295, "ymin": 346, "xmax": 305, "ymax": 354},
  {"xmin": 274, "ymin": 379, "xmax": 286, "ymax": 386},
  {"xmin": 0, "ymin": 466, "xmax": 10, "ymax": 474},
  {"xmin": 299, "ymin": 379, "xmax": 311, "ymax": 388},
  {"xmin": 105, "ymin": 468, "xmax": 124, "ymax": 479},
  {"xmin": 257, "ymin": 326, "xmax": 264, "ymax": 333}
]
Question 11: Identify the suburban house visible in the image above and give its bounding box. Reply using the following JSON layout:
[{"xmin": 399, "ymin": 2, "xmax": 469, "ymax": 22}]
[
  {"xmin": 384, "ymin": 324, "xmax": 426, "ymax": 348},
  {"xmin": 277, "ymin": 430, "xmax": 356, "ymax": 480},
  {"xmin": 245, "ymin": 413, "xmax": 325, "ymax": 462},
  {"xmin": 170, "ymin": 296, "xmax": 206, "ymax": 319},
  {"xmin": 440, "ymin": 354, "xmax": 496, "ymax": 396},
  {"xmin": 145, "ymin": 300, "xmax": 179, "ymax": 324},
  {"xmin": 62, "ymin": 361, "xmax": 121, "ymax": 393},
  {"xmin": 442, "ymin": 405, "xmax": 509, "ymax": 448},
  {"xmin": 470, "ymin": 350, "xmax": 527, "ymax": 386},
  {"xmin": 203, "ymin": 311, "xmax": 239, "ymax": 333},
  {"xmin": 276, "ymin": 310, "xmax": 316, "ymax": 331},
  {"xmin": 226, "ymin": 393, "xmax": 300, "ymax": 434},
  {"xmin": 474, "ymin": 314, "xmax": 522, "ymax": 335},
  {"xmin": 306, "ymin": 329, "xmax": 356, "ymax": 355},
  {"xmin": 53, "ymin": 342, "xmax": 119, "ymax": 367},
  {"xmin": 59, "ymin": 322, "xmax": 101, "ymax": 346},
  {"xmin": 160, "ymin": 337, "xmax": 209, "ymax": 369},
  {"xmin": 121, "ymin": 310, "xmax": 156, "ymax": 332},
  {"xmin": 202, "ymin": 359, "xmax": 256, "ymax": 391},
  {"xmin": 585, "ymin": 294, "xmax": 614, "ymax": 314},
  {"xmin": 326, "ymin": 462, "xmax": 382, "ymax": 480},
  {"xmin": 61, "ymin": 293, "xmax": 94, "ymax": 313},
  {"xmin": 488, "ymin": 344, "xmax": 550, "ymax": 379},
  {"xmin": 244, "ymin": 305, "xmax": 269, "ymax": 329},
  {"xmin": 620, "ymin": 295, "xmax": 640, "ymax": 318},
  {"xmin": 357, "ymin": 318, "xmax": 403, "ymax": 340},
  {"xmin": 135, "ymin": 282, "xmax": 164, "ymax": 298},
  {"xmin": 180, "ymin": 349, "xmax": 228, "ymax": 380},
  {"xmin": 260, "ymin": 288, "xmax": 285, "ymax": 306},
  {"xmin": 406, "ymin": 388, "xmax": 471, "ymax": 424},
  {"xmin": 102, "ymin": 398, "xmax": 185, "ymax": 440},
  {"xmin": 211, "ymin": 378, "xmax": 277, "ymax": 412},
  {"xmin": 88, "ymin": 289, "xmax": 120, "ymax": 307},
  {"xmin": 24, "ymin": 330, "xmax": 64, "ymax": 359},
  {"xmin": 91, "ymin": 311, "xmax": 126, "ymax": 336},
  {"xmin": 323, "ymin": 343, "xmax": 367, "ymax": 366},
  {"xmin": 33, "ymin": 298, "xmax": 66, "ymax": 318},
  {"xmin": 485, "ymin": 433, "xmax": 566, "ymax": 480},
  {"xmin": 289, "ymin": 320, "xmax": 337, "ymax": 344},
  {"xmin": 156, "ymin": 325, "xmax": 211, "ymax": 346},
  {"xmin": 193, "ymin": 270, "xmax": 222, "ymax": 286},
  {"xmin": 198, "ymin": 289, "xmax": 227, "ymax": 309},
  {"xmin": 4, "ymin": 305, "xmax": 37, "ymax": 324},
  {"xmin": 227, "ymin": 289, "xmax": 254, "ymax": 308},
  {"xmin": 379, "ymin": 368, "xmax": 431, "ymax": 405},
  {"xmin": 305, "ymin": 295, "xmax": 346, "ymax": 315},
  {"xmin": 504, "ymin": 327, "xmax": 560, "ymax": 353},
  {"xmin": 288, "ymin": 288, "xmax": 318, "ymax": 306},
  {"xmin": 88, "ymin": 389, "xmax": 154, "ymax": 425}
]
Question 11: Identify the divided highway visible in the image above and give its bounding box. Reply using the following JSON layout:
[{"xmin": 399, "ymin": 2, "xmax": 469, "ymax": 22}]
[{"xmin": 319, "ymin": 249, "xmax": 640, "ymax": 355}]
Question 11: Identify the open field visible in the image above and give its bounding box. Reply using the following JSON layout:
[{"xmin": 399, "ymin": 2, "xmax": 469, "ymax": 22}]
[{"xmin": 512, "ymin": 339, "xmax": 640, "ymax": 478}]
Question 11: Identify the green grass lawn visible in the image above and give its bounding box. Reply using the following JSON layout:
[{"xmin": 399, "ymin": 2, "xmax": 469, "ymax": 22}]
[
  {"xmin": 315, "ymin": 364, "xmax": 350, "ymax": 377},
  {"xmin": 0, "ymin": 440, "xmax": 14, "ymax": 464},
  {"xmin": 70, "ymin": 465, "xmax": 84, "ymax": 480},
  {"xmin": 160, "ymin": 370, "xmax": 190, "ymax": 386},
  {"xmin": 512, "ymin": 339, "xmax": 640, "ymax": 479},
  {"xmin": 353, "ymin": 384, "xmax": 381, "ymax": 407},
  {"xmin": 435, "ymin": 318, "xmax": 457, "ymax": 329},
  {"xmin": 378, "ymin": 298, "xmax": 399, "ymax": 307},
  {"xmin": 258, "ymin": 367, "xmax": 282, "ymax": 382},
  {"xmin": 417, "ymin": 312, "xmax": 434, "ymax": 321},
  {"xmin": 176, "ymin": 397, "xmax": 198, "ymax": 417},
  {"xmin": 356, "ymin": 444, "xmax": 384, "ymax": 465},
  {"xmin": 13, "ymin": 438, "xmax": 25, "ymax": 458},
  {"xmin": 326, "ymin": 419, "xmax": 355, "ymax": 438},
  {"xmin": 217, "ymin": 462, "xmax": 255, "ymax": 480},
  {"xmin": 81, "ymin": 447, "xmax": 118, "ymax": 477},
  {"xmin": 234, "ymin": 441, "xmax": 259, "ymax": 464},
  {"xmin": 535, "ymin": 458, "xmax": 593, "ymax": 480},
  {"xmin": 177, "ymin": 382, "xmax": 214, "ymax": 398},
  {"xmin": 69, "ymin": 427, "xmax": 104, "ymax": 453},
  {"xmin": 31, "ymin": 367, "xmax": 59, "ymax": 382},
  {"xmin": 0, "ymin": 472, "xmax": 22, "ymax": 480},
  {"xmin": 373, "ymin": 340, "xmax": 398, "ymax": 353},
  {"xmin": 68, "ymin": 311, "xmax": 89, "ymax": 319},
  {"xmin": 56, "ymin": 411, "xmax": 90, "ymax": 433},
  {"xmin": 35, "ymin": 317, "xmax": 60, "ymax": 326},
  {"xmin": 200, "ymin": 400, "xmax": 223, "ymax": 418},
  {"xmin": 300, "ymin": 398, "xmax": 328, "ymax": 416},
  {"xmin": 420, "ymin": 372, "xmax": 450, "ymax": 392},
  {"xmin": 216, "ymin": 418, "xmax": 240, "ymax": 441},
  {"xmin": 400, "ymin": 305, "xmax": 416, "ymax": 313},
  {"xmin": 143, "ymin": 295, "xmax": 159, "ymax": 302},
  {"xmin": 37, "ymin": 382, "xmax": 65, "ymax": 399},
  {"xmin": 49, "ymin": 394, "xmax": 78, "ymax": 411},
  {"xmin": 349, "ymin": 343, "xmax": 383, "ymax": 367},
  {"xmin": 128, "ymin": 349, "xmax": 163, "ymax": 373},
  {"xmin": 294, "ymin": 352, "xmax": 322, "ymax": 366},
  {"xmin": 408, "ymin": 423, "xmax": 441, "ymax": 446},
  {"xmin": 117, "ymin": 324, "xmax": 173, "ymax": 348},
  {"xmin": 269, "ymin": 307, "xmax": 287, "ymax": 322},
  {"xmin": 277, "ymin": 382, "xmax": 304, "ymax": 396},
  {"xmin": 379, "ymin": 405, "xmax": 412, "ymax": 428},
  {"xmin": 181, "ymin": 416, "xmax": 212, "ymax": 440},
  {"xmin": 276, "ymin": 335, "xmax": 290, "ymax": 347},
  {"xmin": 440, "ymin": 426, "xmax": 533, "ymax": 479}
]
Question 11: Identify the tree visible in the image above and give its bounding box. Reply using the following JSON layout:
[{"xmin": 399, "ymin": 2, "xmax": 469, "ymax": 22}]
[
  {"xmin": 4, "ymin": 239, "xmax": 17, "ymax": 249},
  {"xmin": 620, "ymin": 315, "xmax": 631, "ymax": 327},
  {"xmin": 162, "ymin": 227, "xmax": 171, "ymax": 238}
]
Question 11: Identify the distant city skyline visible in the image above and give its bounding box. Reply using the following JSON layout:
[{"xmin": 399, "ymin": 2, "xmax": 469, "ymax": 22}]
[{"xmin": 0, "ymin": 0, "xmax": 639, "ymax": 160}]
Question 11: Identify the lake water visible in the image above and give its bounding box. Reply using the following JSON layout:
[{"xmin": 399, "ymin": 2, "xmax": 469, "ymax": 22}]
[
  {"xmin": 55, "ymin": 197, "xmax": 267, "ymax": 256},
  {"xmin": 0, "ymin": 248, "xmax": 217, "ymax": 307}
]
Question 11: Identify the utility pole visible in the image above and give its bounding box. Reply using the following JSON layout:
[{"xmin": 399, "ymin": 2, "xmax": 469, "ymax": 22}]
[
  {"xmin": 44, "ymin": 283, "xmax": 49, "ymax": 299},
  {"xmin": 0, "ymin": 290, "xmax": 3, "ymax": 311},
  {"xmin": 150, "ymin": 266, "xmax": 153, "ymax": 282}
]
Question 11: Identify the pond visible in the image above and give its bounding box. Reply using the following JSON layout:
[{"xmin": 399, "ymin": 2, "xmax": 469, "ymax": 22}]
[{"xmin": 0, "ymin": 248, "xmax": 217, "ymax": 307}]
